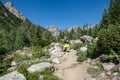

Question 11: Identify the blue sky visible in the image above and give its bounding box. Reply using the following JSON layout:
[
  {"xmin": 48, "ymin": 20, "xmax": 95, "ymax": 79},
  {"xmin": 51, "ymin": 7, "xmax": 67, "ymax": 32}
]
[{"xmin": 2, "ymin": 0, "xmax": 110, "ymax": 30}]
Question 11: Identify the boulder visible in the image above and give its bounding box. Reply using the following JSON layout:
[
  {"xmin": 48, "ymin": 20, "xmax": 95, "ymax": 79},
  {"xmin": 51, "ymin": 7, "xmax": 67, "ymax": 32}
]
[
  {"xmin": 11, "ymin": 61, "xmax": 17, "ymax": 66},
  {"xmin": 0, "ymin": 70, "xmax": 26, "ymax": 80},
  {"xmin": 80, "ymin": 35, "xmax": 93, "ymax": 43},
  {"xmin": 102, "ymin": 63, "xmax": 115, "ymax": 71},
  {"xmin": 49, "ymin": 43, "xmax": 62, "ymax": 58},
  {"xmin": 80, "ymin": 46, "xmax": 87, "ymax": 52},
  {"xmin": 27, "ymin": 62, "xmax": 53, "ymax": 73}
]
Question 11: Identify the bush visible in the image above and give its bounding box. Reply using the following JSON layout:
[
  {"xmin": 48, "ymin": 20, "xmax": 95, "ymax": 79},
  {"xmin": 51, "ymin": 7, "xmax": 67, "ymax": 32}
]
[
  {"xmin": 30, "ymin": 46, "xmax": 49, "ymax": 58},
  {"xmin": 17, "ymin": 64, "xmax": 39, "ymax": 80},
  {"xmin": 13, "ymin": 53, "xmax": 31, "ymax": 62},
  {"xmin": 100, "ymin": 53, "xmax": 120, "ymax": 64},
  {"xmin": 93, "ymin": 24, "xmax": 120, "ymax": 63},
  {"xmin": 77, "ymin": 50, "xmax": 87, "ymax": 62},
  {"xmin": 0, "ymin": 60, "xmax": 11, "ymax": 76},
  {"xmin": 70, "ymin": 43, "xmax": 83, "ymax": 50},
  {"xmin": 87, "ymin": 41, "xmax": 100, "ymax": 59},
  {"xmin": 0, "ymin": 47, "xmax": 7, "ymax": 63},
  {"xmin": 97, "ymin": 24, "xmax": 120, "ymax": 55},
  {"xmin": 87, "ymin": 62, "xmax": 103, "ymax": 77},
  {"xmin": 40, "ymin": 68, "xmax": 61, "ymax": 80}
]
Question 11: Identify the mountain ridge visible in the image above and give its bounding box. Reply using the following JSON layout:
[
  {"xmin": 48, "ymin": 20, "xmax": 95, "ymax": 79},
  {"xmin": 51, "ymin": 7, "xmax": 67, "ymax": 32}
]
[{"xmin": 4, "ymin": 1, "xmax": 27, "ymax": 21}]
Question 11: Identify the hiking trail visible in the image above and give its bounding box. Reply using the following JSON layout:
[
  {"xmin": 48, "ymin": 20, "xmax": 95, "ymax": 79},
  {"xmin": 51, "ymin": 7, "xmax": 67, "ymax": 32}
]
[{"xmin": 54, "ymin": 49, "xmax": 91, "ymax": 80}]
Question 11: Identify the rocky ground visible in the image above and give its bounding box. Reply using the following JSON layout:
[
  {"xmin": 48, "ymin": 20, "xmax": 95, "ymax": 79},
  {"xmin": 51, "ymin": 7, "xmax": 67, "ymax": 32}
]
[
  {"xmin": 54, "ymin": 49, "xmax": 91, "ymax": 80},
  {"xmin": 0, "ymin": 41, "xmax": 120, "ymax": 80}
]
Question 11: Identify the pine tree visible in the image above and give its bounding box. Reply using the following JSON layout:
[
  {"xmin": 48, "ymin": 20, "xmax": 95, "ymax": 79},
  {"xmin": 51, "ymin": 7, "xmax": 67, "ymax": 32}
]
[
  {"xmin": 100, "ymin": 8, "xmax": 109, "ymax": 29},
  {"xmin": 108, "ymin": 0, "xmax": 120, "ymax": 25}
]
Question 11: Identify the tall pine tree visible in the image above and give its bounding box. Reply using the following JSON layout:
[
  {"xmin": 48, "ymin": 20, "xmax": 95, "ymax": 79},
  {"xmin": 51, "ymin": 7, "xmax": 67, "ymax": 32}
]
[
  {"xmin": 100, "ymin": 8, "xmax": 109, "ymax": 29},
  {"xmin": 108, "ymin": 0, "xmax": 120, "ymax": 25}
]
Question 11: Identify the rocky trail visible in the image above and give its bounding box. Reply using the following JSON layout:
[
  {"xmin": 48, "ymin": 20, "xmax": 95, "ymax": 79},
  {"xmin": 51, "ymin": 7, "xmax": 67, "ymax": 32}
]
[{"xmin": 54, "ymin": 49, "xmax": 91, "ymax": 80}]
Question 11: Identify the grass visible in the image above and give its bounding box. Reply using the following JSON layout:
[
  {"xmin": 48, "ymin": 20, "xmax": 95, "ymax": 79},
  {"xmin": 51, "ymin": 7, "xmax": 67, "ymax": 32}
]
[{"xmin": 87, "ymin": 61, "xmax": 103, "ymax": 77}]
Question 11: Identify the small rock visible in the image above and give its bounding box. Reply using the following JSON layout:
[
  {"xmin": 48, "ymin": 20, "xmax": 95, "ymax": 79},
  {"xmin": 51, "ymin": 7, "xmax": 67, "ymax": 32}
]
[
  {"xmin": 106, "ymin": 70, "xmax": 112, "ymax": 76},
  {"xmin": 27, "ymin": 53, "xmax": 33, "ymax": 57},
  {"xmin": 7, "ymin": 66, "xmax": 16, "ymax": 72},
  {"xmin": 113, "ymin": 72, "xmax": 118, "ymax": 76},
  {"xmin": 18, "ymin": 52, "xmax": 26, "ymax": 56},
  {"xmin": 23, "ymin": 47, "xmax": 29, "ymax": 50},
  {"xmin": 15, "ymin": 50, "xmax": 21, "ymax": 53},
  {"xmin": 11, "ymin": 61, "xmax": 17, "ymax": 66},
  {"xmin": 99, "ymin": 72, "xmax": 106, "ymax": 78},
  {"xmin": 93, "ymin": 66, "xmax": 98, "ymax": 69}
]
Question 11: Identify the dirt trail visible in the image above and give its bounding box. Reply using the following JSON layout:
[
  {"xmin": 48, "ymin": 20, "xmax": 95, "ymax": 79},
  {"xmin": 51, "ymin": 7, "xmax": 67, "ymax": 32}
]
[{"xmin": 54, "ymin": 49, "xmax": 91, "ymax": 80}]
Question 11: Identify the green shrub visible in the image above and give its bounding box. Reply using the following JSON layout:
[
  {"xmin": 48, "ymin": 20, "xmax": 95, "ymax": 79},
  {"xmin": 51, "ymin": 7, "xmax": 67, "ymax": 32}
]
[
  {"xmin": 87, "ymin": 62, "xmax": 103, "ymax": 77},
  {"xmin": 100, "ymin": 53, "xmax": 120, "ymax": 64},
  {"xmin": 0, "ymin": 47, "xmax": 7, "ymax": 63},
  {"xmin": 13, "ymin": 53, "xmax": 31, "ymax": 62},
  {"xmin": 70, "ymin": 43, "xmax": 83, "ymax": 50},
  {"xmin": 40, "ymin": 68, "xmax": 61, "ymax": 80},
  {"xmin": 77, "ymin": 50, "xmax": 87, "ymax": 62},
  {"xmin": 30, "ymin": 46, "xmax": 49, "ymax": 58},
  {"xmin": 97, "ymin": 24, "xmax": 120, "ymax": 55},
  {"xmin": 87, "ymin": 41, "xmax": 100, "ymax": 59},
  {"xmin": 17, "ymin": 64, "xmax": 39, "ymax": 80},
  {"xmin": 0, "ymin": 60, "xmax": 11, "ymax": 76}
]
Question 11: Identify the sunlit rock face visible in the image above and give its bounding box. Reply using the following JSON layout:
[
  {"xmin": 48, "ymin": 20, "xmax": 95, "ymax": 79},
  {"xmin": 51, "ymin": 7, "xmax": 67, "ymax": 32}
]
[
  {"xmin": 5, "ymin": 1, "xmax": 26, "ymax": 21},
  {"xmin": 47, "ymin": 25, "xmax": 60, "ymax": 37}
]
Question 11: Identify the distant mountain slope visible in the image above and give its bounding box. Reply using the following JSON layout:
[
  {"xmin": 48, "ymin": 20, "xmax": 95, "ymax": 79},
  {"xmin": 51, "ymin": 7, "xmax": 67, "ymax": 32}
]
[
  {"xmin": 0, "ymin": 1, "xmax": 53, "ymax": 52},
  {"xmin": 0, "ymin": 1, "xmax": 22, "ymax": 29},
  {"xmin": 4, "ymin": 1, "xmax": 27, "ymax": 21}
]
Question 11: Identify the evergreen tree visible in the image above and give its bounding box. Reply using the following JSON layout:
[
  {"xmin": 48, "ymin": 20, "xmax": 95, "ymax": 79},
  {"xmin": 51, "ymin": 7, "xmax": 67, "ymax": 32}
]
[
  {"xmin": 108, "ymin": 0, "xmax": 120, "ymax": 25},
  {"xmin": 100, "ymin": 8, "xmax": 109, "ymax": 29}
]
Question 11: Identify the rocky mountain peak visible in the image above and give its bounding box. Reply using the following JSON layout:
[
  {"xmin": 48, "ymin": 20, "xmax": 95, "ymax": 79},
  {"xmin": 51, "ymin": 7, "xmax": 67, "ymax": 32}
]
[
  {"xmin": 68, "ymin": 26, "xmax": 79, "ymax": 32},
  {"xmin": 5, "ymin": 1, "xmax": 26, "ymax": 21},
  {"xmin": 47, "ymin": 25, "xmax": 60, "ymax": 37}
]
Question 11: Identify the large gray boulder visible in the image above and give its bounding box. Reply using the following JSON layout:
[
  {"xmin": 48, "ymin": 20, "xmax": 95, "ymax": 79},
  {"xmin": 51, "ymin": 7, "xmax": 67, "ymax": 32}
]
[
  {"xmin": 0, "ymin": 71, "xmax": 26, "ymax": 80},
  {"xmin": 49, "ymin": 43, "xmax": 62, "ymax": 59},
  {"xmin": 27, "ymin": 62, "xmax": 53, "ymax": 73},
  {"xmin": 80, "ymin": 35, "xmax": 93, "ymax": 43},
  {"xmin": 102, "ymin": 63, "xmax": 115, "ymax": 71}
]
